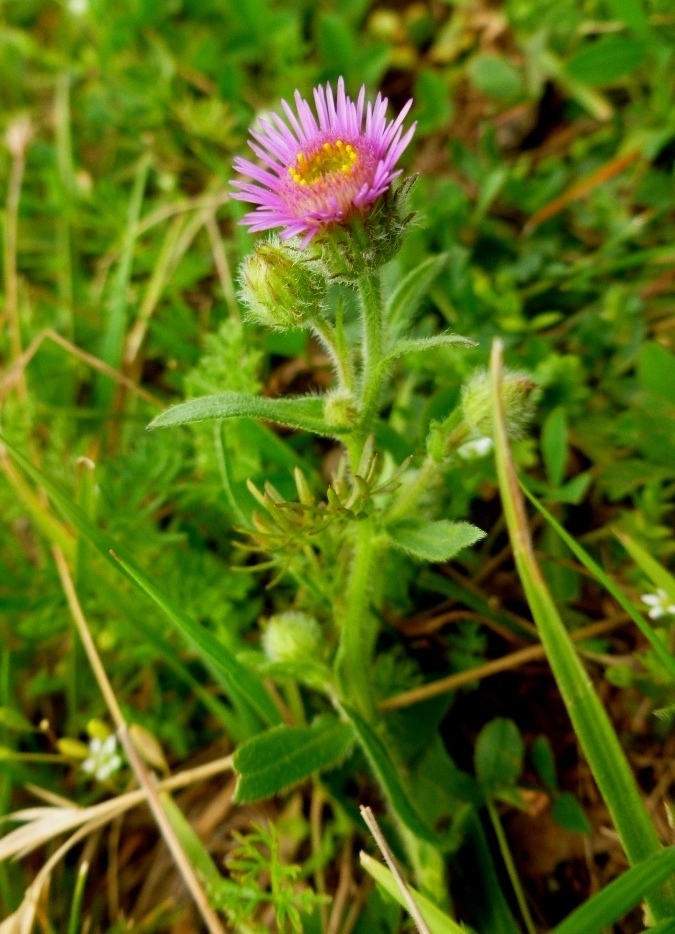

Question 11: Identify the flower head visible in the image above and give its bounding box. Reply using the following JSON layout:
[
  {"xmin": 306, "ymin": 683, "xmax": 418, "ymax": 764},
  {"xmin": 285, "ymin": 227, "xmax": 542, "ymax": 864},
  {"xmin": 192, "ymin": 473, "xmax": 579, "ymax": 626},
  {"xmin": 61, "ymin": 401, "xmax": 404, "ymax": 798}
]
[
  {"xmin": 641, "ymin": 589, "xmax": 675, "ymax": 621},
  {"xmin": 81, "ymin": 734, "xmax": 122, "ymax": 782},
  {"xmin": 231, "ymin": 77, "xmax": 415, "ymax": 247}
]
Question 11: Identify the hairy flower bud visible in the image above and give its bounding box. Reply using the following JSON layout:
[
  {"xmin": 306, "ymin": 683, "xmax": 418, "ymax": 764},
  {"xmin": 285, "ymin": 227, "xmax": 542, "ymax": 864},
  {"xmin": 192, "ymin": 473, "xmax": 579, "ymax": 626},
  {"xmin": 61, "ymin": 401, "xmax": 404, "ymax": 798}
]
[
  {"xmin": 462, "ymin": 368, "xmax": 538, "ymax": 439},
  {"xmin": 427, "ymin": 368, "xmax": 538, "ymax": 462},
  {"xmin": 239, "ymin": 238, "xmax": 327, "ymax": 331},
  {"xmin": 262, "ymin": 611, "xmax": 322, "ymax": 664},
  {"xmin": 323, "ymin": 389, "xmax": 361, "ymax": 429}
]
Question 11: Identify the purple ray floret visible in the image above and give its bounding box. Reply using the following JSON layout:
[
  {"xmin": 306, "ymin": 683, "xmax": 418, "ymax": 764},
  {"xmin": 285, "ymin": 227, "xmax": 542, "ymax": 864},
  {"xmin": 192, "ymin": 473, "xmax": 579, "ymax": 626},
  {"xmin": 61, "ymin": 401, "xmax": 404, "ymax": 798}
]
[{"xmin": 231, "ymin": 77, "xmax": 415, "ymax": 247}]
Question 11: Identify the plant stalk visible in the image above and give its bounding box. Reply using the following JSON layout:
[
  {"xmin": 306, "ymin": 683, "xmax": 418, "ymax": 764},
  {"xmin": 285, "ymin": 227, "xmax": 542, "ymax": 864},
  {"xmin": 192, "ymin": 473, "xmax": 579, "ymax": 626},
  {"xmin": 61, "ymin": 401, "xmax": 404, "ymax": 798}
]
[
  {"xmin": 357, "ymin": 270, "xmax": 385, "ymax": 440},
  {"xmin": 336, "ymin": 517, "xmax": 377, "ymax": 720}
]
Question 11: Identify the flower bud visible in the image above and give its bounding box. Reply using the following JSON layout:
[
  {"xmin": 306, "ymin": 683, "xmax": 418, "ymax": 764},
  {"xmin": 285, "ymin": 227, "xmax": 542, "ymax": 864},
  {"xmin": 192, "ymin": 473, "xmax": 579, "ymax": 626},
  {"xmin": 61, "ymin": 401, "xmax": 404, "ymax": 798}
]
[
  {"xmin": 310, "ymin": 177, "xmax": 417, "ymax": 283},
  {"xmin": 262, "ymin": 611, "xmax": 322, "ymax": 664},
  {"xmin": 239, "ymin": 238, "xmax": 327, "ymax": 331},
  {"xmin": 462, "ymin": 368, "xmax": 538, "ymax": 440},
  {"xmin": 323, "ymin": 389, "xmax": 361, "ymax": 429}
]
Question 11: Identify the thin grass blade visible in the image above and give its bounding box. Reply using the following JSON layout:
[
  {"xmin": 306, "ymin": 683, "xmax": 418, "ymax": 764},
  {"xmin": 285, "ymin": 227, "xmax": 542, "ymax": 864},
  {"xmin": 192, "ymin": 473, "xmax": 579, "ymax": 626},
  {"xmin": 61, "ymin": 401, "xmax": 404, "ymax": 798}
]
[{"xmin": 489, "ymin": 339, "xmax": 675, "ymax": 921}]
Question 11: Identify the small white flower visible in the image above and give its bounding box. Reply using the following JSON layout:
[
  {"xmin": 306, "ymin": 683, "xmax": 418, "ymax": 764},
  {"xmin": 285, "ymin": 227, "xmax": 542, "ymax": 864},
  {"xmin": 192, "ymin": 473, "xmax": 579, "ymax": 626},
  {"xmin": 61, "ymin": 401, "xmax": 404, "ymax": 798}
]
[
  {"xmin": 641, "ymin": 589, "xmax": 675, "ymax": 621},
  {"xmin": 81, "ymin": 735, "xmax": 122, "ymax": 782},
  {"xmin": 457, "ymin": 436, "xmax": 493, "ymax": 460},
  {"xmin": 67, "ymin": 0, "xmax": 88, "ymax": 14}
]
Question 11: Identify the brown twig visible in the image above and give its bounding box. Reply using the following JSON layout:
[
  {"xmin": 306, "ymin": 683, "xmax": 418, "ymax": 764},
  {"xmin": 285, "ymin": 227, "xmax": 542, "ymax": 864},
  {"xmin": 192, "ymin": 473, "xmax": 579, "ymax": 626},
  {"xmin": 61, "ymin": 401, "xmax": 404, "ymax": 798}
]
[
  {"xmin": 360, "ymin": 806, "xmax": 431, "ymax": 934},
  {"xmin": 326, "ymin": 836, "xmax": 353, "ymax": 934},
  {"xmin": 0, "ymin": 328, "xmax": 163, "ymax": 409},
  {"xmin": 379, "ymin": 615, "xmax": 630, "ymax": 713},
  {"xmin": 3, "ymin": 118, "xmax": 33, "ymax": 400},
  {"xmin": 52, "ymin": 546, "xmax": 226, "ymax": 934}
]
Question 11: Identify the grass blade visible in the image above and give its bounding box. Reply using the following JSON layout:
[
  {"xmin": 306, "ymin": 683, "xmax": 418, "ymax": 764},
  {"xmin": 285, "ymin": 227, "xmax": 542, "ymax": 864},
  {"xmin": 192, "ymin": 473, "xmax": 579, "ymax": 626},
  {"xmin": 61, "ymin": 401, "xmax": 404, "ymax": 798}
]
[
  {"xmin": 97, "ymin": 153, "xmax": 151, "ymax": 407},
  {"xmin": 489, "ymin": 339, "xmax": 675, "ymax": 921},
  {"xmin": 521, "ymin": 487, "xmax": 675, "ymax": 681},
  {"xmin": 615, "ymin": 531, "xmax": 675, "ymax": 606},
  {"xmin": 342, "ymin": 705, "xmax": 437, "ymax": 844},
  {"xmin": 1, "ymin": 436, "xmax": 281, "ymax": 730},
  {"xmin": 551, "ymin": 846, "xmax": 675, "ymax": 934}
]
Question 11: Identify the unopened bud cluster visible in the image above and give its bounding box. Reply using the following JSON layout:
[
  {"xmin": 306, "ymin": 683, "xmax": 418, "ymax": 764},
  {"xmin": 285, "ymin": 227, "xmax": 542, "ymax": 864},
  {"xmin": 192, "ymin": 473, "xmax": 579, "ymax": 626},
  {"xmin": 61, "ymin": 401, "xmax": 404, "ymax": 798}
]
[
  {"xmin": 462, "ymin": 368, "xmax": 538, "ymax": 439},
  {"xmin": 239, "ymin": 238, "xmax": 326, "ymax": 331},
  {"xmin": 427, "ymin": 368, "xmax": 538, "ymax": 461},
  {"xmin": 262, "ymin": 611, "xmax": 322, "ymax": 664}
]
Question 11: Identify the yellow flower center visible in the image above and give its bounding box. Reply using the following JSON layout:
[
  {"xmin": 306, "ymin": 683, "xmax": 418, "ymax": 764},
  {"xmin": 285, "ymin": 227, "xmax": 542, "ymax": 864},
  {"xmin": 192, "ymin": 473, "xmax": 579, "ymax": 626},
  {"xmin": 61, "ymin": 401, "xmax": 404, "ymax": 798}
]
[{"xmin": 288, "ymin": 139, "xmax": 357, "ymax": 186}]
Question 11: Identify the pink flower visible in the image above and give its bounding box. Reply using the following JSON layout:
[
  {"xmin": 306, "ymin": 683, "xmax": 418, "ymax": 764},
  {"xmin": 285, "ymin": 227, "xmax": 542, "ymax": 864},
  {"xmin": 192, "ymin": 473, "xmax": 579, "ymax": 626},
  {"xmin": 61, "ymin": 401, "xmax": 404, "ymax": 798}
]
[{"xmin": 231, "ymin": 77, "xmax": 415, "ymax": 247}]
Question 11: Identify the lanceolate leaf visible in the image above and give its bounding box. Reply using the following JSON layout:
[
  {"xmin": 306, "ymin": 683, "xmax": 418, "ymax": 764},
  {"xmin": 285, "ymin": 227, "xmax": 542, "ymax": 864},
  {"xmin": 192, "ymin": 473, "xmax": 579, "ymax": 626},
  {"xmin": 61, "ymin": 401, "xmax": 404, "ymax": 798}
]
[
  {"xmin": 1, "ymin": 436, "xmax": 281, "ymax": 730},
  {"xmin": 388, "ymin": 520, "xmax": 485, "ymax": 563},
  {"xmin": 615, "ymin": 531, "xmax": 675, "ymax": 607},
  {"xmin": 148, "ymin": 391, "xmax": 341, "ymax": 437},
  {"xmin": 343, "ymin": 705, "xmax": 437, "ymax": 844},
  {"xmin": 489, "ymin": 342, "xmax": 675, "ymax": 921},
  {"xmin": 385, "ymin": 253, "xmax": 448, "ymax": 343},
  {"xmin": 522, "ymin": 486, "xmax": 675, "ymax": 681},
  {"xmin": 383, "ymin": 333, "xmax": 474, "ymax": 365},
  {"xmin": 552, "ymin": 847, "xmax": 675, "ymax": 934},
  {"xmin": 233, "ymin": 716, "xmax": 354, "ymax": 803}
]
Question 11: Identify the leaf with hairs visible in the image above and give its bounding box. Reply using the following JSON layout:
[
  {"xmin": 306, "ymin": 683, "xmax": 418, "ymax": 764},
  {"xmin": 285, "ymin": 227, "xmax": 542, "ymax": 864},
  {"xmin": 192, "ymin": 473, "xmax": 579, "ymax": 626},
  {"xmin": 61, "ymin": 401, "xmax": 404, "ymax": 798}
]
[
  {"xmin": 148, "ymin": 391, "xmax": 341, "ymax": 437},
  {"xmin": 233, "ymin": 716, "xmax": 354, "ymax": 803},
  {"xmin": 385, "ymin": 253, "xmax": 448, "ymax": 343}
]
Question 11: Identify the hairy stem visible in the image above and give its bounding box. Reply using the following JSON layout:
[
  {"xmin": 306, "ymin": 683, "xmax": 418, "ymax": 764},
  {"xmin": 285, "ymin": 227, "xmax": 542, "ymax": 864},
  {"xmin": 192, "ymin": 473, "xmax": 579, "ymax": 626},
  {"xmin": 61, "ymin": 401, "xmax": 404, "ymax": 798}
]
[
  {"xmin": 386, "ymin": 456, "xmax": 440, "ymax": 525},
  {"xmin": 336, "ymin": 518, "xmax": 377, "ymax": 719},
  {"xmin": 312, "ymin": 316, "xmax": 354, "ymax": 392},
  {"xmin": 357, "ymin": 270, "xmax": 384, "ymax": 439}
]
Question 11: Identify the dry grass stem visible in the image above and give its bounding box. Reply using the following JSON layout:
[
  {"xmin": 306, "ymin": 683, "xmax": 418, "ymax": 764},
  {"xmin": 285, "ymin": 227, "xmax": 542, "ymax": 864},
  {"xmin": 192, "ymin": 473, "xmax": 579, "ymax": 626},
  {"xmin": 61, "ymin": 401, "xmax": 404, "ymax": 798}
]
[
  {"xmin": 359, "ymin": 806, "xmax": 431, "ymax": 934},
  {"xmin": 3, "ymin": 117, "xmax": 33, "ymax": 401},
  {"xmin": 326, "ymin": 836, "xmax": 353, "ymax": 934},
  {"xmin": 380, "ymin": 615, "xmax": 630, "ymax": 712},
  {"xmin": 0, "ymin": 328, "xmax": 163, "ymax": 409},
  {"xmin": 205, "ymin": 212, "xmax": 240, "ymax": 323},
  {"xmin": 52, "ymin": 546, "xmax": 227, "ymax": 934}
]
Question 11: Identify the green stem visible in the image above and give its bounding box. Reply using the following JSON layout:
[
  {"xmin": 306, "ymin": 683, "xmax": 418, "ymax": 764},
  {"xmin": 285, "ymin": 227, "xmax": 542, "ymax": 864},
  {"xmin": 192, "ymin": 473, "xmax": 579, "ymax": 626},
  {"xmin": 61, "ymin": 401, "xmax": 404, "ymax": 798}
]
[
  {"xmin": 311, "ymin": 317, "xmax": 354, "ymax": 393},
  {"xmin": 386, "ymin": 456, "xmax": 439, "ymax": 525},
  {"xmin": 336, "ymin": 518, "xmax": 377, "ymax": 719},
  {"xmin": 487, "ymin": 799, "xmax": 537, "ymax": 934},
  {"xmin": 357, "ymin": 270, "xmax": 385, "ymax": 439}
]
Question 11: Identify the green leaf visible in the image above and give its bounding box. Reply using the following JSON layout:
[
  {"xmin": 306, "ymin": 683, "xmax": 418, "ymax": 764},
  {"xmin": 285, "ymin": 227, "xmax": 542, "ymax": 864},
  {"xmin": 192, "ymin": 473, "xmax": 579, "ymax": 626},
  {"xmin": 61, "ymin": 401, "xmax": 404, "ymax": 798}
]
[
  {"xmin": 541, "ymin": 407, "xmax": 568, "ymax": 488},
  {"xmin": 615, "ymin": 531, "xmax": 675, "ymax": 605},
  {"xmin": 0, "ymin": 707, "xmax": 37, "ymax": 733},
  {"xmin": 160, "ymin": 793, "xmax": 224, "ymax": 889},
  {"xmin": 469, "ymin": 54, "xmax": 523, "ymax": 100},
  {"xmin": 385, "ymin": 253, "xmax": 448, "ymax": 343},
  {"xmin": 388, "ymin": 520, "xmax": 485, "ymax": 563},
  {"xmin": 637, "ymin": 342, "xmax": 675, "ymax": 406},
  {"xmin": 474, "ymin": 718, "xmax": 524, "ymax": 792},
  {"xmin": 566, "ymin": 37, "xmax": 647, "ymax": 86},
  {"xmin": 606, "ymin": 0, "xmax": 651, "ymax": 35},
  {"xmin": 383, "ymin": 333, "xmax": 474, "ymax": 365},
  {"xmin": 552, "ymin": 847, "xmax": 675, "ymax": 934},
  {"xmin": 522, "ymin": 486, "xmax": 675, "ymax": 682},
  {"xmin": 413, "ymin": 70, "xmax": 452, "ymax": 136},
  {"xmin": 531, "ymin": 735, "xmax": 557, "ymax": 790},
  {"xmin": 360, "ymin": 852, "xmax": 465, "ymax": 934},
  {"xmin": 490, "ymin": 341, "xmax": 675, "ymax": 920},
  {"xmin": 233, "ymin": 716, "xmax": 354, "ymax": 803},
  {"xmin": 97, "ymin": 155, "xmax": 150, "ymax": 408},
  {"xmin": 552, "ymin": 792, "xmax": 591, "ymax": 835},
  {"xmin": 0, "ymin": 436, "xmax": 281, "ymax": 730},
  {"xmin": 148, "ymin": 391, "xmax": 340, "ymax": 437},
  {"xmin": 342, "ymin": 705, "xmax": 437, "ymax": 844}
]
